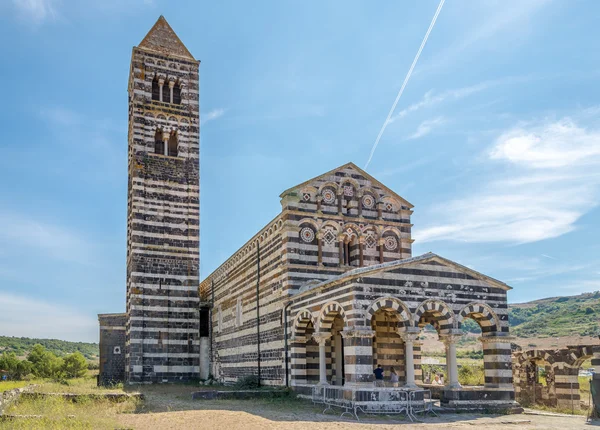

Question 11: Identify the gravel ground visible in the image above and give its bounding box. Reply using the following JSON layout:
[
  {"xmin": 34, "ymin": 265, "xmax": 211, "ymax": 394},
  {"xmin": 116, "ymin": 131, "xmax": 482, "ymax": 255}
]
[{"xmin": 116, "ymin": 387, "xmax": 596, "ymax": 430}]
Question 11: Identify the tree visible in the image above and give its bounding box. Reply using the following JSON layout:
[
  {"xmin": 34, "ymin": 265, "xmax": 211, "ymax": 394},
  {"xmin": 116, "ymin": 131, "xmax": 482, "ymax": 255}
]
[
  {"xmin": 0, "ymin": 352, "xmax": 19, "ymax": 375},
  {"xmin": 14, "ymin": 360, "xmax": 32, "ymax": 380},
  {"xmin": 27, "ymin": 344, "xmax": 63, "ymax": 378},
  {"xmin": 62, "ymin": 352, "xmax": 88, "ymax": 378}
]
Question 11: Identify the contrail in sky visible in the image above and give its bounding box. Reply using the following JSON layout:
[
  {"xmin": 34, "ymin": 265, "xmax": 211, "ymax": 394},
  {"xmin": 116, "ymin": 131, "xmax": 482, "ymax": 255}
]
[{"xmin": 364, "ymin": 0, "xmax": 446, "ymax": 170}]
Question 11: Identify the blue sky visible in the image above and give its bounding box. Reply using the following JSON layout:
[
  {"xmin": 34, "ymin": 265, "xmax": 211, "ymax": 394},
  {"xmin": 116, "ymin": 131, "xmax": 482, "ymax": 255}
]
[{"xmin": 1, "ymin": 0, "xmax": 599, "ymax": 342}]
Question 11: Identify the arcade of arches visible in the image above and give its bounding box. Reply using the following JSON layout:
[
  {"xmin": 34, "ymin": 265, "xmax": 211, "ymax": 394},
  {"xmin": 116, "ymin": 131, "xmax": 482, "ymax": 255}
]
[{"xmin": 288, "ymin": 252, "xmax": 518, "ymax": 408}]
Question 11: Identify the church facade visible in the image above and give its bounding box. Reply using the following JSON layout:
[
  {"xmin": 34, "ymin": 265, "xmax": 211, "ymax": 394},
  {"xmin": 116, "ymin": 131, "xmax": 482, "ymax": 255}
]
[{"xmin": 99, "ymin": 16, "xmax": 516, "ymax": 409}]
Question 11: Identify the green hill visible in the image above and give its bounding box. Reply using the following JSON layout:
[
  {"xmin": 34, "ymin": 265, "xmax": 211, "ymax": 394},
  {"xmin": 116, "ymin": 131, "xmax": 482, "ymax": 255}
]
[
  {"xmin": 0, "ymin": 336, "xmax": 99, "ymax": 361},
  {"xmin": 509, "ymin": 292, "xmax": 600, "ymax": 338}
]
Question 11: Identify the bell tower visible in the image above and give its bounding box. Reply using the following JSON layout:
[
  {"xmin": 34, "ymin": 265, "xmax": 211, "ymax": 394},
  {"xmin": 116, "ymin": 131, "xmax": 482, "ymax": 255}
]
[{"xmin": 125, "ymin": 16, "xmax": 200, "ymax": 383}]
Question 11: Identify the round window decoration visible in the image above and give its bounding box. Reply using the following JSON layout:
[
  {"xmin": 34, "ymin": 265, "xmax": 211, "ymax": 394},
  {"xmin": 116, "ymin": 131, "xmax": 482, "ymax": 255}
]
[
  {"xmin": 300, "ymin": 227, "xmax": 315, "ymax": 243},
  {"xmin": 362, "ymin": 195, "xmax": 375, "ymax": 209},
  {"xmin": 322, "ymin": 189, "xmax": 336, "ymax": 204},
  {"xmin": 384, "ymin": 236, "xmax": 398, "ymax": 251}
]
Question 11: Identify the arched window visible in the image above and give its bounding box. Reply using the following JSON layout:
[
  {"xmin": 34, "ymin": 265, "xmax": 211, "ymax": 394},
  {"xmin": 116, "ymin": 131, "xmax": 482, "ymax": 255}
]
[
  {"xmin": 154, "ymin": 129, "xmax": 164, "ymax": 154},
  {"xmin": 151, "ymin": 76, "xmax": 160, "ymax": 101},
  {"xmin": 162, "ymin": 82, "xmax": 170, "ymax": 104},
  {"xmin": 168, "ymin": 132, "xmax": 178, "ymax": 157},
  {"xmin": 173, "ymin": 81, "xmax": 182, "ymax": 104}
]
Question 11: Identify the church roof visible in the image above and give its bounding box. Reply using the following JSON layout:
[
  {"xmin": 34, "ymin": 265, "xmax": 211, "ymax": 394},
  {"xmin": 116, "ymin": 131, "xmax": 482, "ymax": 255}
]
[
  {"xmin": 279, "ymin": 162, "xmax": 414, "ymax": 208},
  {"xmin": 138, "ymin": 15, "xmax": 197, "ymax": 61},
  {"xmin": 299, "ymin": 252, "xmax": 511, "ymax": 293}
]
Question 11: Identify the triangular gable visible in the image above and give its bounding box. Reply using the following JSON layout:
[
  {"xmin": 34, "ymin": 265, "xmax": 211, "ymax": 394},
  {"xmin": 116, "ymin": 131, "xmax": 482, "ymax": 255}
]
[
  {"xmin": 302, "ymin": 252, "xmax": 511, "ymax": 293},
  {"xmin": 138, "ymin": 16, "xmax": 196, "ymax": 61},
  {"xmin": 279, "ymin": 162, "xmax": 414, "ymax": 208}
]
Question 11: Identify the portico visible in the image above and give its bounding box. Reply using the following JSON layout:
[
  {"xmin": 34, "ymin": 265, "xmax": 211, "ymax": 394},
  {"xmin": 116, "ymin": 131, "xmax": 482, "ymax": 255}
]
[{"xmin": 288, "ymin": 252, "xmax": 518, "ymax": 410}]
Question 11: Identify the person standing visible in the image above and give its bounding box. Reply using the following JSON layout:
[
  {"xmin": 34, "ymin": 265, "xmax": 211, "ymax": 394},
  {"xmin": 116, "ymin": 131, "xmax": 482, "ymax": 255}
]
[
  {"xmin": 373, "ymin": 364, "xmax": 384, "ymax": 387},
  {"xmin": 390, "ymin": 367, "xmax": 399, "ymax": 387}
]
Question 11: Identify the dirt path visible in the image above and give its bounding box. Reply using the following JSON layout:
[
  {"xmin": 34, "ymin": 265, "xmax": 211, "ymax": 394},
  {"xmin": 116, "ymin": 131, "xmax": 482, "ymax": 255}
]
[{"xmin": 117, "ymin": 387, "xmax": 592, "ymax": 430}]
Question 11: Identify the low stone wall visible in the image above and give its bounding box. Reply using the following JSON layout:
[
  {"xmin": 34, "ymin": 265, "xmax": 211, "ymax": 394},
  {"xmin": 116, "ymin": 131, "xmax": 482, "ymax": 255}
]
[
  {"xmin": 20, "ymin": 392, "xmax": 144, "ymax": 403},
  {"xmin": 441, "ymin": 387, "xmax": 522, "ymax": 413},
  {"xmin": 191, "ymin": 390, "xmax": 291, "ymax": 400},
  {"xmin": 0, "ymin": 385, "xmax": 36, "ymax": 414}
]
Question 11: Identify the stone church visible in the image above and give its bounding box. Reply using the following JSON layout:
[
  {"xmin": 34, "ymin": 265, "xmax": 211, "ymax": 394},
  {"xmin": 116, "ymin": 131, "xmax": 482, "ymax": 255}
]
[{"xmin": 99, "ymin": 16, "xmax": 516, "ymax": 409}]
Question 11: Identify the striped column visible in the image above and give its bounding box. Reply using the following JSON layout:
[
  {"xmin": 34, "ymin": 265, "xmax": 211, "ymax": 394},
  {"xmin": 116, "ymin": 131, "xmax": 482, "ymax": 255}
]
[
  {"xmin": 480, "ymin": 335, "xmax": 515, "ymax": 389},
  {"xmin": 399, "ymin": 328, "xmax": 420, "ymax": 389},
  {"xmin": 290, "ymin": 335, "xmax": 308, "ymax": 386},
  {"xmin": 554, "ymin": 364, "xmax": 580, "ymax": 410},
  {"xmin": 341, "ymin": 329, "xmax": 375, "ymax": 387}
]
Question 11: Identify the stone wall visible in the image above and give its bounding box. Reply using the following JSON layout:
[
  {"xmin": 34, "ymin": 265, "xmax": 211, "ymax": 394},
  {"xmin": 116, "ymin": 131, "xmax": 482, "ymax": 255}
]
[
  {"xmin": 513, "ymin": 345, "xmax": 600, "ymax": 409},
  {"xmin": 98, "ymin": 313, "xmax": 127, "ymax": 386},
  {"xmin": 0, "ymin": 385, "xmax": 35, "ymax": 414}
]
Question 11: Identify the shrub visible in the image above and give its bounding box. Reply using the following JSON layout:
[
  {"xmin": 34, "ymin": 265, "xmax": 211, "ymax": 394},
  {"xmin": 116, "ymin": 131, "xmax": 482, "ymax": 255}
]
[
  {"xmin": 62, "ymin": 352, "xmax": 88, "ymax": 378},
  {"xmin": 27, "ymin": 344, "xmax": 63, "ymax": 378},
  {"xmin": 234, "ymin": 374, "xmax": 260, "ymax": 389}
]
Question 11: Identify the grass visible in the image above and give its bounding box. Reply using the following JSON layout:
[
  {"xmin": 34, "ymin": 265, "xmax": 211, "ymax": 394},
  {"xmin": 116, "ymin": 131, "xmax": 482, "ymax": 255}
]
[
  {"xmin": 0, "ymin": 380, "xmax": 33, "ymax": 391},
  {"xmin": 33, "ymin": 376, "xmax": 124, "ymax": 395},
  {"xmin": 0, "ymin": 394, "xmax": 139, "ymax": 429}
]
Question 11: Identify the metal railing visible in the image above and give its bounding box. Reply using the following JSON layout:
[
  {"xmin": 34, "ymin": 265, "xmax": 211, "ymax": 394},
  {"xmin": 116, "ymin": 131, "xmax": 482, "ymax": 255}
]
[{"xmin": 316, "ymin": 385, "xmax": 433, "ymax": 421}]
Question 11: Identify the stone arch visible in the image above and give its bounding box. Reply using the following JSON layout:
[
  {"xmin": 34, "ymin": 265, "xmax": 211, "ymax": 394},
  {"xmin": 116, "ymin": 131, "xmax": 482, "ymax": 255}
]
[
  {"xmin": 365, "ymin": 296, "xmax": 411, "ymax": 331},
  {"xmin": 414, "ymin": 299, "xmax": 455, "ymax": 331},
  {"xmin": 341, "ymin": 223, "xmax": 360, "ymax": 239},
  {"xmin": 518, "ymin": 350, "xmax": 556, "ymax": 366},
  {"xmin": 317, "ymin": 301, "xmax": 346, "ymax": 332},
  {"xmin": 320, "ymin": 220, "xmax": 340, "ymax": 232},
  {"xmin": 358, "ymin": 186, "xmax": 380, "ymax": 200},
  {"xmin": 297, "ymin": 218, "xmax": 320, "ymax": 231},
  {"xmin": 570, "ymin": 346, "xmax": 594, "ymax": 367},
  {"xmin": 339, "ymin": 176, "xmax": 360, "ymax": 192},
  {"xmin": 317, "ymin": 181, "xmax": 339, "ymax": 195},
  {"xmin": 457, "ymin": 302, "xmax": 500, "ymax": 334},
  {"xmin": 380, "ymin": 226, "xmax": 403, "ymax": 240},
  {"xmin": 292, "ymin": 309, "xmax": 316, "ymax": 337}
]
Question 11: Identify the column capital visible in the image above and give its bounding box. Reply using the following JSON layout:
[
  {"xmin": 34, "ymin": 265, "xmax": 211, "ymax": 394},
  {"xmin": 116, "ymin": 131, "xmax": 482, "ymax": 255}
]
[
  {"xmin": 340, "ymin": 328, "xmax": 375, "ymax": 339},
  {"xmin": 312, "ymin": 332, "xmax": 332, "ymax": 345},
  {"xmin": 168, "ymin": 79, "xmax": 175, "ymax": 88},
  {"xmin": 440, "ymin": 332, "xmax": 463, "ymax": 346},
  {"xmin": 398, "ymin": 327, "xmax": 420, "ymax": 342}
]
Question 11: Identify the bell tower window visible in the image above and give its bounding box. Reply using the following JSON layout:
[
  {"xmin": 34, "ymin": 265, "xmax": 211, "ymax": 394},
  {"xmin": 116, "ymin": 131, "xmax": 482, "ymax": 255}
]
[
  {"xmin": 168, "ymin": 132, "xmax": 178, "ymax": 157},
  {"xmin": 173, "ymin": 81, "xmax": 182, "ymax": 104},
  {"xmin": 151, "ymin": 76, "xmax": 160, "ymax": 101},
  {"xmin": 154, "ymin": 129, "xmax": 164, "ymax": 154}
]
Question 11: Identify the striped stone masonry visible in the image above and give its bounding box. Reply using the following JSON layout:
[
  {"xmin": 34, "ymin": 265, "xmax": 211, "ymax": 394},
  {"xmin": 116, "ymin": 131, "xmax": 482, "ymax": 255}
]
[
  {"xmin": 200, "ymin": 161, "xmax": 517, "ymax": 412},
  {"xmin": 98, "ymin": 16, "xmax": 201, "ymax": 385},
  {"xmin": 513, "ymin": 345, "xmax": 600, "ymax": 409}
]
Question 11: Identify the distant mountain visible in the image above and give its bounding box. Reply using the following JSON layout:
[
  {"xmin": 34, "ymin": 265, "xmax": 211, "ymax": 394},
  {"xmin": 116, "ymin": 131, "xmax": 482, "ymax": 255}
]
[
  {"xmin": 0, "ymin": 336, "xmax": 99, "ymax": 360},
  {"xmin": 509, "ymin": 291, "xmax": 600, "ymax": 338}
]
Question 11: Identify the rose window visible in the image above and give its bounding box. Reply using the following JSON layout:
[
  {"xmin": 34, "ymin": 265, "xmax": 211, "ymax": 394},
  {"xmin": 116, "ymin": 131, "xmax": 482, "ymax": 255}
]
[
  {"xmin": 300, "ymin": 227, "xmax": 315, "ymax": 243},
  {"xmin": 384, "ymin": 236, "xmax": 398, "ymax": 251},
  {"xmin": 322, "ymin": 189, "xmax": 336, "ymax": 204},
  {"xmin": 362, "ymin": 195, "xmax": 375, "ymax": 209}
]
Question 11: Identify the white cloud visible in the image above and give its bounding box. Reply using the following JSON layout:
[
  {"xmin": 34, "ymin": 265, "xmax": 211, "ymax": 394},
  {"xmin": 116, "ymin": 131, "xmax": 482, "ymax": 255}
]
[
  {"xmin": 0, "ymin": 292, "xmax": 98, "ymax": 342},
  {"xmin": 490, "ymin": 120, "xmax": 600, "ymax": 168},
  {"xmin": 0, "ymin": 212, "xmax": 93, "ymax": 265},
  {"xmin": 12, "ymin": 0, "xmax": 58, "ymax": 24},
  {"xmin": 415, "ymin": 115, "xmax": 600, "ymax": 244},
  {"xmin": 201, "ymin": 108, "xmax": 226, "ymax": 125},
  {"xmin": 406, "ymin": 117, "xmax": 446, "ymax": 140}
]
